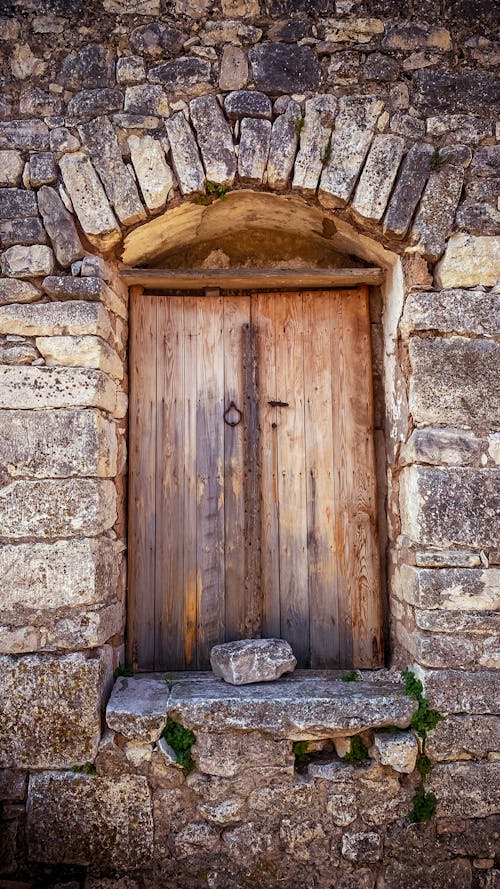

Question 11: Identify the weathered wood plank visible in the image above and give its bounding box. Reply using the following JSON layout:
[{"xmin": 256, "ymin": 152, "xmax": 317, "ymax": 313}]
[
  {"xmin": 183, "ymin": 297, "xmax": 198, "ymax": 668},
  {"xmin": 242, "ymin": 316, "xmax": 262, "ymax": 637},
  {"xmin": 223, "ymin": 296, "xmax": 250, "ymax": 641},
  {"xmin": 303, "ymin": 291, "xmax": 340, "ymax": 668},
  {"xmin": 120, "ymin": 267, "xmax": 385, "ymax": 291},
  {"xmin": 254, "ymin": 293, "xmax": 281, "ymax": 640},
  {"xmin": 155, "ymin": 297, "xmax": 185, "ymax": 669},
  {"xmin": 196, "ymin": 295, "xmax": 225, "ymax": 667},
  {"xmin": 128, "ymin": 289, "xmax": 156, "ymax": 671},
  {"xmin": 274, "ymin": 293, "xmax": 309, "ymax": 666}
]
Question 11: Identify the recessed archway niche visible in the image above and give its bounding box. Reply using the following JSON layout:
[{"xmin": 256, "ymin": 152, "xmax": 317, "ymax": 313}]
[{"xmin": 121, "ymin": 191, "xmax": 404, "ymax": 672}]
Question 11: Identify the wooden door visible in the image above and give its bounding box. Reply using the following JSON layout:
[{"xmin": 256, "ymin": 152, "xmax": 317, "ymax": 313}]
[{"xmin": 128, "ymin": 289, "xmax": 383, "ymax": 671}]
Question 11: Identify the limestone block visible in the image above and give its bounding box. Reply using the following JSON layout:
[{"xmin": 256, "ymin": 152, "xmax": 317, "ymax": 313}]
[
  {"xmin": 415, "ymin": 609, "xmax": 500, "ymax": 637},
  {"xmin": 401, "ymin": 289, "xmax": 500, "ymax": 338},
  {"xmin": 372, "ymin": 731, "xmax": 418, "ymax": 773},
  {"xmin": 0, "ymin": 217, "xmax": 47, "ymax": 247},
  {"xmin": 1, "ymin": 245, "xmax": 55, "ymax": 278},
  {"xmin": 104, "ymin": 0, "xmax": 160, "ymax": 11},
  {"xmin": 383, "ymin": 143, "xmax": 434, "ymax": 237},
  {"xmin": 128, "ymin": 135, "xmax": 174, "ymax": 212},
  {"xmin": 193, "ymin": 730, "xmax": 293, "ymax": 777},
  {"xmin": 0, "ymin": 341, "xmax": 38, "ymax": 364},
  {"xmin": 219, "ymin": 46, "xmax": 248, "ymax": 92},
  {"xmin": 434, "ymin": 234, "xmax": 500, "ymax": 289},
  {"xmin": 324, "ymin": 17, "xmax": 384, "ymax": 43},
  {"xmin": 117, "ymin": 56, "xmax": 146, "ymax": 85},
  {"xmin": 0, "ymin": 119, "xmax": 49, "ymax": 151},
  {"xmin": 165, "ymin": 112, "xmax": 205, "ymax": 195},
  {"xmin": 0, "ymin": 366, "xmax": 116, "ymax": 412},
  {"xmin": 341, "ymin": 831, "xmax": 381, "ymax": 863},
  {"xmin": 129, "ymin": 21, "xmax": 183, "ymax": 57},
  {"xmin": 42, "ymin": 275, "xmax": 126, "ymax": 319},
  {"xmin": 190, "ymin": 94, "xmax": 236, "ymax": 187},
  {"xmin": 383, "ymin": 23, "xmax": 451, "ymax": 51},
  {"xmin": 427, "ymin": 715, "xmax": 499, "ymax": 762},
  {"xmin": 0, "ymin": 278, "xmax": 41, "ymax": 306},
  {"xmin": 267, "ymin": 100, "xmax": 300, "ymax": 190},
  {"xmin": 409, "ymin": 336, "xmax": 500, "ymax": 429},
  {"xmin": 0, "ymin": 149, "xmax": 24, "ymax": 185},
  {"xmin": 174, "ymin": 822, "xmax": 220, "ymax": 859},
  {"xmin": 238, "ymin": 117, "xmax": 271, "ymax": 185},
  {"xmin": 414, "ymin": 68, "xmax": 499, "ymax": 116},
  {"xmin": 107, "ymin": 675, "xmax": 171, "ymax": 741},
  {"xmin": 148, "ymin": 57, "xmax": 211, "ymax": 92},
  {"xmin": 27, "ymin": 773, "xmax": 153, "ymax": 866},
  {"xmin": 49, "ymin": 126, "xmax": 80, "ymax": 155},
  {"xmin": 400, "ymin": 466, "xmax": 500, "ymax": 548},
  {"xmin": 59, "ymin": 152, "xmax": 121, "ymax": 251},
  {"xmin": 0, "ymin": 650, "xmax": 112, "ymax": 768},
  {"xmin": 79, "ymin": 116, "xmax": 146, "ymax": 227},
  {"xmin": 203, "ymin": 21, "xmax": 262, "ymax": 47},
  {"xmin": 427, "ymin": 762, "xmax": 500, "ymax": 817},
  {"xmin": 400, "ymin": 427, "xmax": 487, "ymax": 466},
  {"xmin": 381, "ymin": 860, "xmax": 473, "ymax": 889},
  {"xmin": 224, "ymin": 90, "xmax": 272, "ymax": 121},
  {"xmin": 456, "ymin": 200, "xmax": 500, "ymax": 237},
  {"xmin": 67, "ymin": 87, "xmax": 123, "ymax": 117},
  {"xmin": 416, "ymin": 666, "xmax": 500, "ymax": 715},
  {"xmin": 210, "ymin": 638, "xmax": 297, "ymax": 685},
  {"xmin": 410, "ymin": 166, "xmax": 465, "ymax": 261},
  {"xmin": 37, "ymin": 186, "xmax": 84, "ymax": 268},
  {"xmin": 249, "ymin": 44, "xmax": 321, "ymax": 95},
  {"xmin": 0, "ymin": 769, "xmax": 26, "ymax": 801},
  {"xmin": 29, "ymin": 152, "xmax": 57, "ymax": 187},
  {"xmin": 426, "ymin": 114, "xmax": 493, "ymax": 146},
  {"xmin": 20, "ymin": 87, "xmax": 62, "ymax": 117},
  {"xmin": 415, "ymin": 550, "xmax": 482, "ymax": 568},
  {"xmin": 0, "ymin": 408, "xmax": 117, "ymax": 478},
  {"xmin": 36, "ymin": 335, "xmax": 123, "ymax": 380},
  {"xmin": 124, "ymin": 84, "xmax": 169, "ymax": 117},
  {"xmin": 0, "ymin": 478, "xmax": 117, "ymax": 538},
  {"xmin": 319, "ymin": 95, "xmax": 383, "ymax": 208},
  {"xmin": 0, "ymin": 300, "xmax": 112, "ymax": 338},
  {"xmin": 292, "ymin": 95, "xmax": 336, "ymax": 195},
  {"xmin": 0, "ymin": 186, "xmax": 37, "ymax": 219},
  {"xmin": 398, "ymin": 565, "xmax": 500, "ymax": 612},
  {"xmin": 351, "ymin": 134, "xmax": 405, "ymax": 222},
  {"xmin": 58, "ymin": 44, "xmax": 115, "ymax": 91},
  {"xmin": 0, "ymin": 602, "xmax": 123, "ymax": 653}
]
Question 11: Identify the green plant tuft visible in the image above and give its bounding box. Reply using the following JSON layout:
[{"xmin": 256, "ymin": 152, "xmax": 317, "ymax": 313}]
[
  {"xmin": 294, "ymin": 112, "xmax": 305, "ymax": 137},
  {"xmin": 70, "ymin": 762, "xmax": 97, "ymax": 775},
  {"xmin": 341, "ymin": 670, "xmax": 359, "ymax": 682},
  {"xmin": 161, "ymin": 717, "xmax": 196, "ymax": 772},
  {"xmin": 430, "ymin": 147, "xmax": 444, "ymax": 170},
  {"xmin": 292, "ymin": 740, "xmax": 310, "ymax": 764},
  {"xmin": 415, "ymin": 753, "xmax": 433, "ymax": 780},
  {"xmin": 113, "ymin": 663, "xmax": 134, "ymax": 678},
  {"xmin": 402, "ymin": 668, "xmax": 443, "ymax": 742},
  {"xmin": 409, "ymin": 784, "xmax": 437, "ymax": 823},
  {"xmin": 343, "ymin": 735, "xmax": 370, "ymax": 762}
]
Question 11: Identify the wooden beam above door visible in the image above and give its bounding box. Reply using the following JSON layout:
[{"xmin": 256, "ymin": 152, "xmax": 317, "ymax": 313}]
[{"xmin": 120, "ymin": 266, "xmax": 385, "ymax": 292}]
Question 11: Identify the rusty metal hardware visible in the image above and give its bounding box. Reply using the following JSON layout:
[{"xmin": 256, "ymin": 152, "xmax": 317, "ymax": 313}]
[
  {"xmin": 268, "ymin": 400, "xmax": 289, "ymax": 408},
  {"xmin": 224, "ymin": 401, "xmax": 243, "ymax": 427}
]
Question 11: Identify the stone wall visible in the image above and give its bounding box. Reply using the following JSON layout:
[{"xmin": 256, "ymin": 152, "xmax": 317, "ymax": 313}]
[{"xmin": 0, "ymin": 0, "xmax": 499, "ymax": 885}]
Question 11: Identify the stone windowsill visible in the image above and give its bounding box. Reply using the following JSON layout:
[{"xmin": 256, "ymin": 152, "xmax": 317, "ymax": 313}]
[{"xmin": 106, "ymin": 670, "xmax": 418, "ymax": 742}]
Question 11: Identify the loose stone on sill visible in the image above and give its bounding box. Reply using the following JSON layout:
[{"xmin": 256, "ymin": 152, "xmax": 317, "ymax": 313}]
[
  {"xmin": 372, "ymin": 729, "xmax": 418, "ymax": 773},
  {"xmin": 210, "ymin": 638, "xmax": 297, "ymax": 685}
]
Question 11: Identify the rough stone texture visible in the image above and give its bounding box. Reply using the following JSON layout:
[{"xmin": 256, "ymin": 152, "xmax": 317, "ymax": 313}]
[
  {"xmin": 0, "ymin": 278, "xmax": 40, "ymax": 306},
  {"xmin": 0, "ymin": 408, "xmax": 117, "ymax": 479},
  {"xmin": 372, "ymin": 730, "xmax": 418, "ymax": 773},
  {"xmin": 267, "ymin": 100, "xmax": 300, "ymax": 190},
  {"xmin": 0, "ymin": 365, "xmax": 117, "ymax": 413},
  {"xmin": 399, "ymin": 427, "xmax": 488, "ymax": 467},
  {"xmin": 58, "ymin": 43, "xmax": 115, "ymax": 91},
  {"xmin": 417, "ymin": 667, "xmax": 500, "ymax": 715},
  {"xmin": 164, "ymin": 112, "xmax": 205, "ymax": 195},
  {"xmin": 1, "ymin": 244, "xmax": 55, "ymax": 278},
  {"xmin": 124, "ymin": 83, "xmax": 169, "ymax": 116},
  {"xmin": 29, "ymin": 152, "xmax": 57, "ymax": 187},
  {"xmin": 36, "ymin": 335, "xmax": 123, "ymax": 380},
  {"xmin": 193, "ymin": 730, "xmax": 293, "ymax": 777},
  {"xmin": 0, "ymin": 650, "xmax": 112, "ymax": 768},
  {"xmin": 0, "ymin": 478, "xmax": 117, "ymax": 539},
  {"xmin": 0, "ymin": 119, "xmax": 49, "ymax": 151},
  {"xmin": 190, "ymin": 94, "xmax": 236, "ymax": 187},
  {"xmin": 397, "ymin": 565, "xmax": 500, "ymax": 613},
  {"xmin": 400, "ymin": 466, "xmax": 500, "ymax": 548},
  {"xmin": 210, "ymin": 638, "xmax": 297, "ymax": 685},
  {"xmin": 410, "ymin": 166, "xmax": 465, "ymax": 261},
  {"xmin": 434, "ymin": 234, "xmax": 500, "ymax": 288},
  {"xmin": 427, "ymin": 762, "xmax": 500, "ymax": 817},
  {"xmin": 414, "ymin": 68, "xmax": 499, "ymax": 115},
  {"xmin": 0, "ymin": 186, "xmax": 38, "ymax": 219},
  {"xmin": 42, "ymin": 275, "xmax": 126, "ymax": 318},
  {"xmin": 425, "ymin": 715, "xmax": 500, "ymax": 761},
  {"xmin": 0, "ymin": 300, "xmax": 112, "ymax": 339},
  {"xmin": 401, "ymin": 289, "xmax": 500, "ymax": 338},
  {"xmin": 27, "ymin": 773, "xmax": 153, "ymax": 866},
  {"xmin": 0, "ymin": 341, "xmax": 39, "ymax": 365},
  {"xmin": 292, "ymin": 94, "xmax": 336, "ymax": 194},
  {"xmin": 238, "ymin": 117, "xmax": 271, "ymax": 185},
  {"xmin": 249, "ymin": 43, "xmax": 321, "ymax": 94},
  {"xmin": 106, "ymin": 675, "xmax": 172, "ymax": 741},
  {"xmin": 351, "ymin": 134, "xmax": 405, "ymax": 222},
  {"xmin": 79, "ymin": 116, "xmax": 146, "ymax": 227},
  {"xmin": 409, "ymin": 336, "xmax": 500, "ymax": 429},
  {"xmin": 59, "ymin": 152, "xmax": 121, "ymax": 251},
  {"xmin": 0, "ymin": 217, "xmax": 47, "ymax": 248},
  {"xmin": 224, "ymin": 90, "xmax": 272, "ymax": 120},
  {"xmin": 117, "ymin": 56, "xmax": 147, "ymax": 85},
  {"xmin": 0, "ymin": 149, "xmax": 24, "ymax": 185},
  {"xmin": 219, "ymin": 45, "xmax": 248, "ymax": 91},
  {"xmin": 383, "ymin": 142, "xmax": 433, "ymax": 236},
  {"xmin": 148, "ymin": 57, "xmax": 211, "ymax": 92},
  {"xmin": 128, "ymin": 135, "xmax": 174, "ymax": 211},
  {"xmin": 319, "ymin": 95, "xmax": 383, "ymax": 208},
  {"xmin": 37, "ymin": 186, "xmax": 84, "ymax": 268},
  {"xmin": 67, "ymin": 89, "xmax": 124, "ymax": 117}
]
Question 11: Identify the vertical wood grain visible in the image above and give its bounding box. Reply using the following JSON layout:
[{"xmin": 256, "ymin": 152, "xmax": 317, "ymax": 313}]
[
  {"xmin": 183, "ymin": 297, "xmax": 198, "ymax": 668},
  {"xmin": 128, "ymin": 289, "xmax": 156, "ymax": 670}
]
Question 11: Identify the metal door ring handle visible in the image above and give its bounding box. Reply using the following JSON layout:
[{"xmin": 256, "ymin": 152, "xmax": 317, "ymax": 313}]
[{"xmin": 224, "ymin": 401, "xmax": 243, "ymax": 427}]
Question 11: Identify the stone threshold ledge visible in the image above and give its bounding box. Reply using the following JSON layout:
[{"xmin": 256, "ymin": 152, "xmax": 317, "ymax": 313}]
[{"xmin": 106, "ymin": 671, "xmax": 418, "ymax": 742}]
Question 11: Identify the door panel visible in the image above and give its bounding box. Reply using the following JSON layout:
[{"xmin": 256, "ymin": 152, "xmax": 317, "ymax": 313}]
[{"xmin": 128, "ymin": 289, "xmax": 383, "ymax": 670}]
